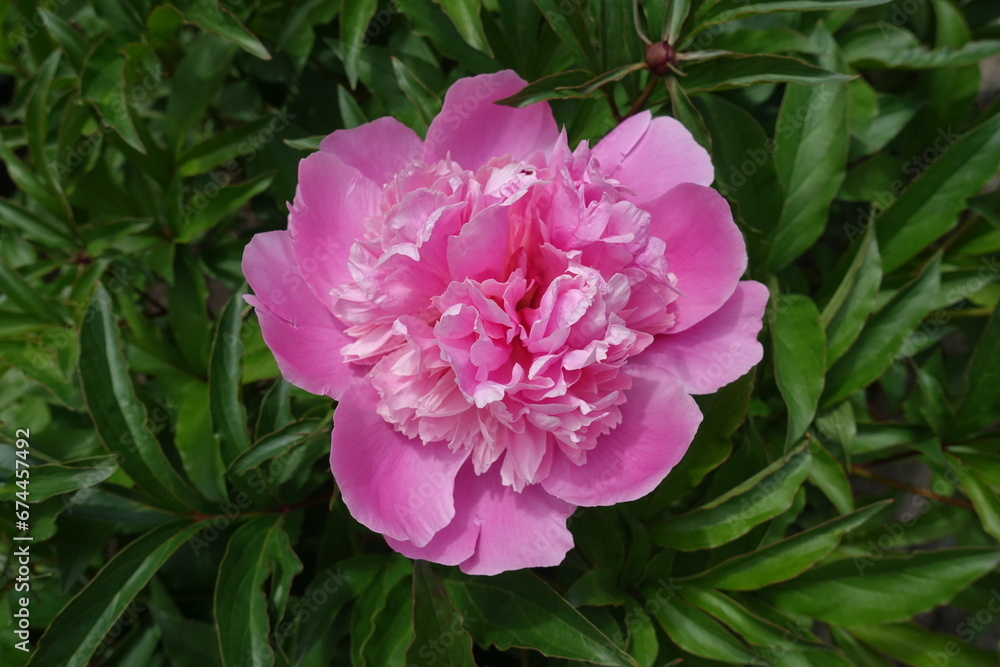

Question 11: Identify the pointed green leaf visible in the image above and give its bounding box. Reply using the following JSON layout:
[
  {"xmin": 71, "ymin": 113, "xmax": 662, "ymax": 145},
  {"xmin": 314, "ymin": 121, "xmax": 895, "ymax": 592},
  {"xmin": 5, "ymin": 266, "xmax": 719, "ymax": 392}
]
[
  {"xmin": 27, "ymin": 522, "xmax": 203, "ymax": 667},
  {"xmin": 773, "ymin": 295, "xmax": 826, "ymax": 449},
  {"xmin": 820, "ymin": 229, "xmax": 883, "ymax": 367},
  {"xmin": 651, "ymin": 444, "xmax": 812, "ymax": 551},
  {"xmin": 875, "ymin": 114, "xmax": 1000, "ymax": 273},
  {"xmin": 79, "ymin": 287, "xmax": 203, "ymax": 511},
  {"xmin": 438, "ymin": 0, "xmax": 490, "ymax": 54},
  {"xmin": 180, "ymin": 0, "xmax": 271, "ymax": 60},
  {"xmin": 210, "ymin": 291, "xmax": 252, "ymax": 466},
  {"xmin": 689, "ymin": 501, "xmax": 889, "ymax": 590},
  {"xmin": 681, "ymin": 55, "xmax": 851, "ymax": 95},
  {"xmin": 408, "ymin": 562, "xmax": 476, "ymax": 667},
  {"xmin": 823, "ymin": 254, "xmax": 941, "ymax": 406},
  {"xmin": 443, "ymin": 571, "xmax": 640, "ymax": 666},
  {"xmin": 649, "ymin": 595, "xmax": 754, "ymax": 664},
  {"xmin": 953, "ymin": 305, "xmax": 1000, "ymax": 436},
  {"xmin": 766, "ymin": 547, "xmax": 1000, "ymax": 626},
  {"xmin": 215, "ymin": 516, "xmax": 303, "ymax": 667}
]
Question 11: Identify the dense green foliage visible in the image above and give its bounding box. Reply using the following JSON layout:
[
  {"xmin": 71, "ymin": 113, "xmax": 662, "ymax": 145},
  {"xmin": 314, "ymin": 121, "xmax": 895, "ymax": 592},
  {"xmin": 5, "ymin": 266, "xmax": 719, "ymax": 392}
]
[{"xmin": 1, "ymin": 0, "xmax": 999, "ymax": 665}]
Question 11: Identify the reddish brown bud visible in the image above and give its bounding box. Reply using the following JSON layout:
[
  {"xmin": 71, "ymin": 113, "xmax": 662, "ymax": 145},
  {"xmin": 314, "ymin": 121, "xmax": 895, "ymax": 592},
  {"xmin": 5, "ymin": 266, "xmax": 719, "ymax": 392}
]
[{"xmin": 644, "ymin": 41, "xmax": 676, "ymax": 76}]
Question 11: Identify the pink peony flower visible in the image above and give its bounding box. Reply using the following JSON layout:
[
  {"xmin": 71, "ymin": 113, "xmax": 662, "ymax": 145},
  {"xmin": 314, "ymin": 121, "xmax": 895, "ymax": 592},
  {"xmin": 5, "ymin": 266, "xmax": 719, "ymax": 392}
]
[{"xmin": 242, "ymin": 70, "xmax": 768, "ymax": 575}]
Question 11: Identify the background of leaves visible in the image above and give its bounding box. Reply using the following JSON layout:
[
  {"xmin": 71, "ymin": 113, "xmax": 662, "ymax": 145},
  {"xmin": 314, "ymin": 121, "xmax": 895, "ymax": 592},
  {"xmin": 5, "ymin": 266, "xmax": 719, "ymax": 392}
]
[{"xmin": 0, "ymin": 0, "xmax": 999, "ymax": 665}]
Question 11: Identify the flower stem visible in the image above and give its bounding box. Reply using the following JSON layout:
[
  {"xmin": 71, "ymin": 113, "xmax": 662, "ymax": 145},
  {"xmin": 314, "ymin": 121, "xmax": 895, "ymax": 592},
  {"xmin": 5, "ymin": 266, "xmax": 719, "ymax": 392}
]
[{"xmin": 849, "ymin": 465, "xmax": 973, "ymax": 510}]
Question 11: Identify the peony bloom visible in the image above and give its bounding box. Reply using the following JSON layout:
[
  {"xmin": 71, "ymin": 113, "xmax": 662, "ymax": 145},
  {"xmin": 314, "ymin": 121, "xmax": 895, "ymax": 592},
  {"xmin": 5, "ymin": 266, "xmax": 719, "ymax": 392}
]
[{"xmin": 242, "ymin": 71, "xmax": 768, "ymax": 575}]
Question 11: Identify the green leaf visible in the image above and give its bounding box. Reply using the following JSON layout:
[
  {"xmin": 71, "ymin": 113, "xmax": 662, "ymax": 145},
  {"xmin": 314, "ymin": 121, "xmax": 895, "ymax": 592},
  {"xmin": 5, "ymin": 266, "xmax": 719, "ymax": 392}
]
[
  {"xmin": 0, "ymin": 260, "xmax": 70, "ymax": 324},
  {"xmin": 850, "ymin": 623, "xmax": 997, "ymax": 667},
  {"xmin": 443, "ymin": 571, "xmax": 640, "ymax": 666},
  {"xmin": 25, "ymin": 51, "xmax": 64, "ymax": 199},
  {"xmin": 650, "ymin": 444, "xmax": 812, "ymax": 551},
  {"xmin": 228, "ymin": 418, "xmax": 326, "ymax": 477},
  {"xmin": 689, "ymin": 501, "xmax": 889, "ymax": 590},
  {"xmin": 823, "ymin": 254, "xmax": 941, "ymax": 406},
  {"xmin": 168, "ymin": 252, "xmax": 211, "ymax": 374},
  {"xmin": 667, "ymin": 78, "xmax": 711, "ymax": 151},
  {"xmin": 664, "ymin": 0, "xmax": 691, "ymax": 42},
  {"xmin": 178, "ymin": 171, "xmax": 275, "ymax": 242},
  {"xmin": 565, "ymin": 569, "xmax": 626, "ymax": 607},
  {"xmin": 808, "ymin": 441, "xmax": 854, "ymax": 514},
  {"xmin": 361, "ymin": 576, "xmax": 414, "ymax": 667},
  {"xmin": 351, "ymin": 558, "xmax": 414, "ymax": 667},
  {"xmin": 0, "ymin": 456, "xmax": 117, "ymax": 503},
  {"xmin": 949, "ymin": 453, "xmax": 1000, "ymax": 541},
  {"xmin": 81, "ymin": 38, "xmax": 145, "ymax": 154},
  {"xmin": 390, "ymin": 57, "xmax": 441, "ymax": 125},
  {"xmin": 79, "ymin": 287, "xmax": 202, "ymax": 511},
  {"xmin": 679, "ymin": 587, "xmax": 825, "ymax": 655},
  {"xmin": 294, "ymin": 557, "xmax": 387, "ymax": 662},
  {"xmin": 0, "ymin": 138, "xmax": 66, "ymax": 218},
  {"xmin": 438, "ymin": 0, "xmax": 490, "ymax": 54},
  {"xmin": 624, "ymin": 595, "xmax": 658, "ymax": 667},
  {"xmin": 680, "ymin": 55, "xmax": 852, "ymax": 95},
  {"xmin": 337, "ymin": 84, "xmax": 368, "ymax": 128},
  {"xmin": 691, "ymin": 0, "xmax": 892, "ymax": 36},
  {"xmin": 39, "ymin": 9, "xmax": 89, "ymax": 71},
  {"xmin": 164, "ymin": 33, "xmax": 237, "ymax": 155},
  {"xmin": 649, "ymin": 595, "xmax": 754, "ymax": 664},
  {"xmin": 772, "ymin": 295, "xmax": 826, "ymax": 449},
  {"xmin": 769, "ymin": 27, "xmax": 849, "ymax": 268},
  {"xmin": 179, "ymin": 0, "xmax": 271, "ymax": 60},
  {"xmin": 393, "ymin": 0, "xmax": 497, "ymax": 72},
  {"xmin": 494, "ymin": 70, "xmax": 601, "ymax": 107},
  {"xmin": 210, "ymin": 291, "xmax": 252, "ymax": 466},
  {"xmin": 408, "ymin": 563, "xmax": 476, "ymax": 667},
  {"xmin": 842, "ymin": 25, "xmax": 1000, "ymax": 69},
  {"xmin": 766, "ymin": 547, "xmax": 1000, "ymax": 626},
  {"xmin": 875, "ymin": 114, "xmax": 1000, "ymax": 273},
  {"xmin": 532, "ymin": 0, "xmax": 599, "ymax": 72},
  {"xmin": 174, "ymin": 381, "xmax": 229, "ymax": 504},
  {"xmin": 283, "ymin": 135, "xmax": 324, "ymax": 151},
  {"xmin": 215, "ymin": 516, "xmax": 303, "ymax": 667},
  {"xmin": 820, "ymin": 229, "xmax": 883, "ymax": 367},
  {"xmin": 341, "ymin": 0, "xmax": 378, "ymax": 88},
  {"xmin": 27, "ymin": 522, "xmax": 203, "ymax": 667},
  {"xmin": 178, "ymin": 116, "xmax": 286, "ymax": 176},
  {"xmin": 0, "ymin": 197, "xmax": 75, "ymax": 250},
  {"xmin": 953, "ymin": 305, "xmax": 1000, "ymax": 436},
  {"xmin": 694, "ymin": 94, "xmax": 782, "ymax": 236}
]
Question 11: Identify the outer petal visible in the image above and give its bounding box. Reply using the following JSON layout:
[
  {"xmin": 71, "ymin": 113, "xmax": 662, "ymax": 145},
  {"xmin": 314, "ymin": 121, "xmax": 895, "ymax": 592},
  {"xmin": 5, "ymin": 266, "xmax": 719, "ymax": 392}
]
[
  {"xmin": 424, "ymin": 71, "xmax": 559, "ymax": 171},
  {"xmin": 637, "ymin": 281, "xmax": 769, "ymax": 395},
  {"xmin": 645, "ymin": 182, "xmax": 748, "ymax": 332},
  {"xmin": 288, "ymin": 151, "xmax": 382, "ymax": 307},
  {"xmin": 243, "ymin": 231, "xmax": 357, "ymax": 399},
  {"xmin": 387, "ymin": 463, "xmax": 575, "ymax": 575},
  {"xmin": 541, "ymin": 366, "xmax": 702, "ymax": 506},
  {"xmin": 330, "ymin": 382, "xmax": 469, "ymax": 548},
  {"xmin": 320, "ymin": 116, "xmax": 423, "ymax": 183},
  {"xmin": 592, "ymin": 111, "xmax": 714, "ymax": 204}
]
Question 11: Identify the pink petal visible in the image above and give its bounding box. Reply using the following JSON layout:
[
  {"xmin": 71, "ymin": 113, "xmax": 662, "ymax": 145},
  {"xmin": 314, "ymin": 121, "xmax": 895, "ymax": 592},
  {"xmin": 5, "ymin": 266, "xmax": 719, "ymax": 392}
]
[
  {"xmin": 387, "ymin": 463, "xmax": 576, "ymax": 575},
  {"xmin": 289, "ymin": 151, "xmax": 382, "ymax": 307},
  {"xmin": 592, "ymin": 111, "xmax": 714, "ymax": 205},
  {"xmin": 447, "ymin": 205, "xmax": 509, "ymax": 282},
  {"xmin": 320, "ymin": 116, "xmax": 423, "ymax": 183},
  {"xmin": 330, "ymin": 381, "xmax": 469, "ymax": 548},
  {"xmin": 636, "ymin": 281, "xmax": 769, "ymax": 395},
  {"xmin": 541, "ymin": 366, "xmax": 702, "ymax": 506},
  {"xmin": 424, "ymin": 70, "xmax": 559, "ymax": 171},
  {"xmin": 645, "ymin": 182, "xmax": 748, "ymax": 332},
  {"xmin": 243, "ymin": 232, "xmax": 358, "ymax": 399}
]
